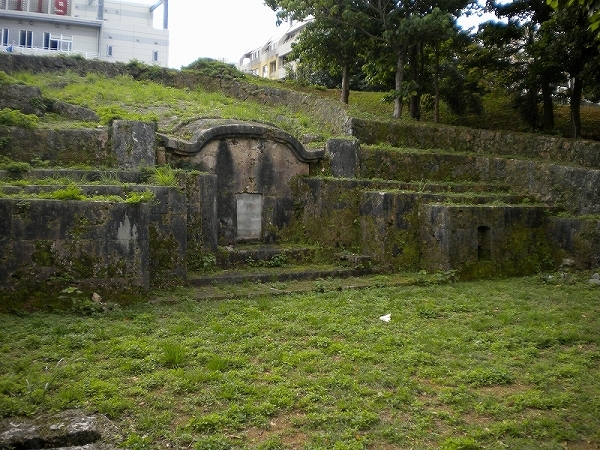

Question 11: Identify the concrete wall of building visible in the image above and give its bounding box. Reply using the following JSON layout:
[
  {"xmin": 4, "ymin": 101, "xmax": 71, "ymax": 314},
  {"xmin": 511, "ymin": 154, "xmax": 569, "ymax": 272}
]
[
  {"xmin": 100, "ymin": 1, "xmax": 168, "ymax": 66},
  {"xmin": 0, "ymin": 0, "xmax": 168, "ymax": 65}
]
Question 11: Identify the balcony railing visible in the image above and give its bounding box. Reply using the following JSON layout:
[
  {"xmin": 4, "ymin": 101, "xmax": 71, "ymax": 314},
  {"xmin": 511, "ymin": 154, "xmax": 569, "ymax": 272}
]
[
  {"xmin": 1, "ymin": 44, "xmax": 98, "ymax": 59},
  {"xmin": 1, "ymin": 0, "xmax": 72, "ymax": 16}
]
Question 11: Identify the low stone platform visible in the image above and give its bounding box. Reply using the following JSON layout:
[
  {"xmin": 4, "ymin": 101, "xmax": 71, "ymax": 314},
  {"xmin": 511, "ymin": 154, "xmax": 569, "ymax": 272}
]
[{"xmin": 0, "ymin": 410, "xmax": 120, "ymax": 450}]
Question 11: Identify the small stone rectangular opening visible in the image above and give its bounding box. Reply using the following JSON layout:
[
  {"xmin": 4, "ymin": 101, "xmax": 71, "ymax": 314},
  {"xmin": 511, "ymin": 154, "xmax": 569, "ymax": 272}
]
[
  {"xmin": 478, "ymin": 226, "xmax": 491, "ymax": 261},
  {"xmin": 236, "ymin": 193, "xmax": 263, "ymax": 241}
]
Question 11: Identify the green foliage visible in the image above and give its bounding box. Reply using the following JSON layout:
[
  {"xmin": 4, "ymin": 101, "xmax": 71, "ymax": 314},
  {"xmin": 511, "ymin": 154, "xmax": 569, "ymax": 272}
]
[
  {"xmin": 0, "ymin": 70, "xmax": 17, "ymax": 85},
  {"xmin": 160, "ymin": 342, "xmax": 187, "ymax": 368},
  {"xmin": 0, "ymin": 158, "xmax": 32, "ymax": 175},
  {"xmin": 182, "ymin": 58, "xmax": 246, "ymax": 80},
  {"xmin": 147, "ymin": 165, "xmax": 178, "ymax": 186},
  {"xmin": 1, "ymin": 277, "xmax": 599, "ymax": 448},
  {"xmin": 48, "ymin": 185, "xmax": 85, "ymax": 200},
  {"xmin": 60, "ymin": 287, "xmax": 104, "ymax": 315},
  {"xmin": 548, "ymin": 0, "xmax": 600, "ymax": 31},
  {"xmin": 0, "ymin": 108, "xmax": 39, "ymax": 128},
  {"xmin": 96, "ymin": 106, "xmax": 158, "ymax": 125},
  {"xmin": 124, "ymin": 190, "xmax": 155, "ymax": 204}
]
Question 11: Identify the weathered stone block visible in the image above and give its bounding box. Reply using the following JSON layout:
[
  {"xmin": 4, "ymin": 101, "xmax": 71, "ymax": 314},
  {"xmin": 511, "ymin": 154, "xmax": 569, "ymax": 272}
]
[
  {"xmin": 0, "ymin": 128, "xmax": 112, "ymax": 167},
  {"xmin": 51, "ymin": 100, "xmax": 100, "ymax": 122},
  {"xmin": 420, "ymin": 204, "xmax": 558, "ymax": 277},
  {"xmin": 111, "ymin": 120, "xmax": 156, "ymax": 170},
  {"xmin": 145, "ymin": 186, "xmax": 187, "ymax": 284},
  {"xmin": 548, "ymin": 217, "xmax": 600, "ymax": 269},
  {"xmin": 0, "ymin": 199, "xmax": 150, "ymax": 298},
  {"xmin": 327, "ymin": 138, "xmax": 360, "ymax": 178},
  {"xmin": 0, "ymin": 84, "xmax": 45, "ymax": 115}
]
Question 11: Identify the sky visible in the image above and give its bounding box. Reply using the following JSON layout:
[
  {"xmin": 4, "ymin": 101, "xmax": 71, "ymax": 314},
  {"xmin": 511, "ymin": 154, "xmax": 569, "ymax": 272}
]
[
  {"xmin": 138, "ymin": 0, "xmax": 497, "ymax": 69},
  {"xmin": 144, "ymin": 0, "xmax": 283, "ymax": 68}
]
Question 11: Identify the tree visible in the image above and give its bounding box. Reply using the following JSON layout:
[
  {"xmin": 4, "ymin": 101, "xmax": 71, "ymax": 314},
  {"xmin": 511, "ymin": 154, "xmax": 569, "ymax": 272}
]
[
  {"xmin": 492, "ymin": 0, "xmax": 561, "ymax": 131},
  {"xmin": 539, "ymin": 5, "xmax": 600, "ymax": 137},
  {"xmin": 548, "ymin": 0, "xmax": 600, "ymax": 32},
  {"xmin": 265, "ymin": 0, "xmax": 366, "ymax": 104}
]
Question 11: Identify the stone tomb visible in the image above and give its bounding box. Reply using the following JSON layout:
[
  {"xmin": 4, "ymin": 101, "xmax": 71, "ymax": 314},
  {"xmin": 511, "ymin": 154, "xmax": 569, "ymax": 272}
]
[{"xmin": 158, "ymin": 119, "xmax": 324, "ymax": 245}]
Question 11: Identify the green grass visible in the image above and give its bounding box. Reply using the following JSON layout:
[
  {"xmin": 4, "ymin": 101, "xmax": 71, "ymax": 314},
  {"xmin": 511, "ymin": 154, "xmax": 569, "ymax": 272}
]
[
  {"xmin": 10, "ymin": 71, "xmax": 333, "ymax": 140},
  {"xmin": 1, "ymin": 275, "xmax": 599, "ymax": 449},
  {"xmin": 9, "ymin": 69, "xmax": 599, "ymax": 144}
]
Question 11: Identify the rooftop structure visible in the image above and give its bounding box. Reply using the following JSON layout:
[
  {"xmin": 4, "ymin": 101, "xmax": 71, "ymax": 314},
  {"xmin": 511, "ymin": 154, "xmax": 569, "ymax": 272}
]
[{"xmin": 0, "ymin": 0, "xmax": 169, "ymax": 66}]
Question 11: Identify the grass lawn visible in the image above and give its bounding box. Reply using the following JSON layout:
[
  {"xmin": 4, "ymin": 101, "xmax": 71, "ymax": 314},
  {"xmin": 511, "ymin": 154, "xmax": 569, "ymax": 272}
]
[{"xmin": 1, "ymin": 274, "xmax": 599, "ymax": 449}]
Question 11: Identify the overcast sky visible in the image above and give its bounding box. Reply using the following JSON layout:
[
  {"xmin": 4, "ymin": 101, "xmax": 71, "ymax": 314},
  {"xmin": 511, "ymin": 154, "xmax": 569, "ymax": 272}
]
[
  {"xmin": 139, "ymin": 0, "xmax": 496, "ymax": 69},
  {"xmin": 143, "ymin": 0, "xmax": 282, "ymax": 68}
]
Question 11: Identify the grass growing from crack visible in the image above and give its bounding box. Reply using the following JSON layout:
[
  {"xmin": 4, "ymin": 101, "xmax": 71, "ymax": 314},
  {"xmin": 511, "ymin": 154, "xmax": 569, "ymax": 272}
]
[{"xmin": 0, "ymin": 275, "xmax": 599, "ymax": 449}]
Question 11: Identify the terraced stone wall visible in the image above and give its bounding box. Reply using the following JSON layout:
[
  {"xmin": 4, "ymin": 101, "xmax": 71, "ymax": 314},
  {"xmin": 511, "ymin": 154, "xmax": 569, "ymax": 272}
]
[
  {"xmin": 360, "ymin": 147, "xmax": 600, "ymax": 216},
  {"xmin": 350, "ymin": 118, "xmax": 600, "ymax": 169},
  {"xmin": 420, "ymin": 205, "xmax": 560, "ymax": 278},
  {"xmin": 0, "ymin": 199, "xmax": 149, "ymax": 308}
]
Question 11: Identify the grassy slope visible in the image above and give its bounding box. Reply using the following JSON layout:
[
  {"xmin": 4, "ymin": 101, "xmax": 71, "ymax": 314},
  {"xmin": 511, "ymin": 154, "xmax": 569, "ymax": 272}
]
[
  {"xmin": 8, "ymin": 68, "xmax": 600, "ymax": 143},
  {"xmin": 1, "ymin": 275, "xmax": 599, "ymax": 449}
]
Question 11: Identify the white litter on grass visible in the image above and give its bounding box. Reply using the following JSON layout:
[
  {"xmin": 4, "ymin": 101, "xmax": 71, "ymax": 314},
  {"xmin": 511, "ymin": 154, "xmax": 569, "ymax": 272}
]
[{"xmin": 379, "ymin": 313, "xmax": 391, "ymax": 322}]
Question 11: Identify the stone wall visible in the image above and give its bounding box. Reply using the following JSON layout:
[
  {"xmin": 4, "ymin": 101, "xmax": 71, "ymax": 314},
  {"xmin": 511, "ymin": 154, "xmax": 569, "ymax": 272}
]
[
  {"xmin": 548, "ymin": 217, "xmax": 600, "ymax": 270},
  {"xmin": 0, "ymin": 120, "xmax": 156, "ymax": 169},
  {"xmin": 420, "ymin": 205, "xmax": 559, "ymax": 278},
  {"xmin": 0, "ymin": 127, "xmax": 113, "ymax": 167},
  {"xmin": 349, "ymin": 118, "xmax": 600, "ymax": 169},
  {"xmin": 360, "ymin": 147, "xmax": 600, "ymax": 215},
  {"xmin": 0, "ymin": 199, "xmax": 149, "ymax": 308}
]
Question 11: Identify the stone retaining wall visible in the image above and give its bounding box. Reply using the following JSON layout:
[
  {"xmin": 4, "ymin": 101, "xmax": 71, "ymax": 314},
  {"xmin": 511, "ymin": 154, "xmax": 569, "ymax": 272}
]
[
  {"xmin": 0, "ymin": 199, "xmax": 149, "ymax": 307},
  {"xmin": 349, "ymin": 118, "xmax": 600, "ymax": 169}
]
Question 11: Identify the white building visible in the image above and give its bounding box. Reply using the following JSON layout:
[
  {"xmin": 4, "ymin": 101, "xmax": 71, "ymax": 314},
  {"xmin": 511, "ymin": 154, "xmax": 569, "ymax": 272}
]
[
  {"xmin": 238, "ymin": 20, "xmax": 307, "ymax": 80},
  {"xmin": 0, "ymin": 0, "xmax": 169, "ymax": 66}
]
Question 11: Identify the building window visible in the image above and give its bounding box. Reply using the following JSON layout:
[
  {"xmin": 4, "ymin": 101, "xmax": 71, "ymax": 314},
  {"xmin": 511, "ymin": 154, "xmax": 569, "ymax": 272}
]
[
  {"xmin": 262, "ymin": 65, "xmax": 267, "ymax": 77},
  {"xmin": 1, "ymin": 29, "xmax": 9, "ymax": 46},
  {"xmin": 44, "ymin": 33, "xmax": 72, "ymax": 51},
  {"xmin": 152, "ymin": 50, "xmax": 158, "ymax": 62},
  {"xmin": 106, "ymin": 44, "xmax": 113, "ymax": 56},
  {"xmin": 269, "ymin": 60, "xmax": 276, "ymax": 75},
  {"xmin": 19, "ymin": 30, "xmax": 33, "ymax": 48}
]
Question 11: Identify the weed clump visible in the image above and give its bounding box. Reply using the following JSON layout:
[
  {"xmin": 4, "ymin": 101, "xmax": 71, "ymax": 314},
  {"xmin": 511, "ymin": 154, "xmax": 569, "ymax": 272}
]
[{"xmin": 0, "ymin": 108, "xmax": 39, "ymax": 128}]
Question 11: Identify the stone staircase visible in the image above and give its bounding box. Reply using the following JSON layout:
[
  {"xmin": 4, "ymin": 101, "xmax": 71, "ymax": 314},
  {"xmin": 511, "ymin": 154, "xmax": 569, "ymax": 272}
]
[{"xmin": 188, "ymin": 244, "xmax": 380, "ymax": 287}]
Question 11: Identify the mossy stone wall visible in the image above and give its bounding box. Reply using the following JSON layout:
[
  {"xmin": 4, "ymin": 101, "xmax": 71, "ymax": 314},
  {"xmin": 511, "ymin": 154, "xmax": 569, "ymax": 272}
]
[
  {"xmin": 359, "ymin": 146, "xmax": 600, "ymax": 215},
  {"xmin": 350, "ymin": 118, "xmax": 600, "ymax": 169},
  {"xmin": 548, "ymin": 217, "xmax": 600, "ymax": 270},
  {"xmin": 0, "ymin": 199, "xmax": 149, "ymax": 309},
  {"xmin": 0, "ymin": 127, "xmax": 113, "ymax": 167},
  {"xmin": 420, "ymin": 205, "xmax": 559, "ymax": 278}
]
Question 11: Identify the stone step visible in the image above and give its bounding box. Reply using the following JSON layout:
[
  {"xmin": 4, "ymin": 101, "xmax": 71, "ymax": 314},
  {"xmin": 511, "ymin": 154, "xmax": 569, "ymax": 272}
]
[
  {"xmin": 0, "ymin": 168, "xmax": 141, "ymax": 183},
  {"xmin": 305, "ymin": 177, "xmax": 513, "ymax": 194},
  {"xmin": 188, "ymin": 264, "xmax": 382, "ymax": 287},
  {"xmin": 216, "ymin": 244, "xmax": 324, "ymax": 268}
]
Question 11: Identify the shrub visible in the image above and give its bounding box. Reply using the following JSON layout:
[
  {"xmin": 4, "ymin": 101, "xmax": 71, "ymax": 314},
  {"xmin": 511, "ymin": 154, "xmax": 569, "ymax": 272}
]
[
  {"xmin": 0, "ymin": 108, "xmax": 39, "ymax": 128},
  {"xmin": 183, "ymin": 58, "xmax": 246, "ymax": 80}
]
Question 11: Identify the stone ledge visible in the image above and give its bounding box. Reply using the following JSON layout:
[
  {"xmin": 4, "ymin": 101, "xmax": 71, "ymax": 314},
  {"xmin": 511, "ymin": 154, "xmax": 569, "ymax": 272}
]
[{"xmin": 0, "ymin": 410, "xmax": 121, "ymax": 450}]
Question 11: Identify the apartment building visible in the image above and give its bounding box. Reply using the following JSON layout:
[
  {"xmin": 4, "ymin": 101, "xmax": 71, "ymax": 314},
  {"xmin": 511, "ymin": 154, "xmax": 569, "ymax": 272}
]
[
  {"xmin": 238, "ymin": 20, "xmax": 306, "ymax": 80},
  {"xmin": 0, "ymin": 0, "xmax": 169, "ymax": 66}
]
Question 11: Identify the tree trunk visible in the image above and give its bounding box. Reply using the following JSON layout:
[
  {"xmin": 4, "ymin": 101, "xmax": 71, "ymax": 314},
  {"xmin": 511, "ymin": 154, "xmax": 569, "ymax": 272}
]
[
  {"xmin": 570, "ymin": 76, "xmax": 583, "ymax": 139},
  {"xmin": 409, "ymin": 44, "xmax": 420, "ymax": 120},
  {"xmin": 393, "ymin": 48, "xmax": 406, "ymax": 119},
  {"xmin": 541, "ymin": 82, "xmax": 554, "ymax": 131},
  {"xmin": 434, "ymin": 44, "xmax": 440, "ymax": 123},
  {"xmin": 340, "ymin": 63, "xmax": 350, "ymax": 104}
]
